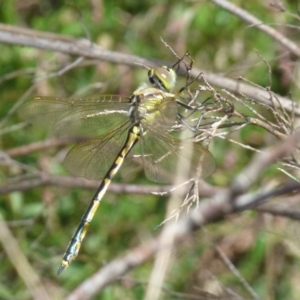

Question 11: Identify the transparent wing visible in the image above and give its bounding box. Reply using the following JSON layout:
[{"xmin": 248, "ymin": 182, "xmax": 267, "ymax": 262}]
[
  {"xmin": 19, "ymin": 96, "xmax": 131, "ymax": 136},
  {"xmin": 63, "ymin": 120, "xmax": 132, "ymax": 179},
  {"xmin": 140, "ymin": 128, "xmax": 215, "ymax": 183}
]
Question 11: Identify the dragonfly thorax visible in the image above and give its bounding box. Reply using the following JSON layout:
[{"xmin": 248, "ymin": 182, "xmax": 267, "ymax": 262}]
[{"xmin": 129, "ymin": 87, "xmax": 171, "ymax": 124}]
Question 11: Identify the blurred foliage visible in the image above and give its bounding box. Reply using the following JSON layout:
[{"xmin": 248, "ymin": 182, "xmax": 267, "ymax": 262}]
[{"xmin": 1, "ymin": 0, "xmax": 300, "ymax": 299}]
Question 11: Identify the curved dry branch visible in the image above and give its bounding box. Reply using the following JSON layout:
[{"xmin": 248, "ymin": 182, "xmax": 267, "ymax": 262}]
[
  {"xmin": 0, "ymin": 174, "xmax": 172, "ymax": 195},
  {"xmin": 0, "ymin": 24, "xmax": 298, "ymax": 116},
  {"xmin": 6, "ymin": 137, "xmax": 83, "ymax": 157},
  {"xmin": 257, "ymin": 203, "xmax": 300, "ymax": 221},
  {"xmin": 211, "ymin": 0, "xmax": 300, "ymax": 58}
]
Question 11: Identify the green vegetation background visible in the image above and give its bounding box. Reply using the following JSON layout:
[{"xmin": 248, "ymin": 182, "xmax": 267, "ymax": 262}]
[{"xmin": 1, "ymin": 1, "xmax": 300, "ymax": 299}]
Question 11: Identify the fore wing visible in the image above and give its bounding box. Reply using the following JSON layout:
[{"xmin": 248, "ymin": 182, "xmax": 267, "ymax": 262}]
[{"xmin": 19, "ymin": 96, "xmax": 131, "ymax": 137}]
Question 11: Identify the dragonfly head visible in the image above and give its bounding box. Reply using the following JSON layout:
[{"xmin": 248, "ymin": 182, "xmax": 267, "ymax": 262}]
[{"xmin": 148, "ymin": 66, "xmax": 176, "ymax": 92}]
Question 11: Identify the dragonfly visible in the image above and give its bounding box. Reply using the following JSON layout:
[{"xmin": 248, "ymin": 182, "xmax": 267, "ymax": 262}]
[{"xmin": 20, "ymin": 61, "xmax": 215, "ymax": 275}]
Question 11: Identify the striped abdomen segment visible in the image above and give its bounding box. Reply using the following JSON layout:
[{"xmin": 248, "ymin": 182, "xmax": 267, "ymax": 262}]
[{"xmin": 57, "ymin": 125, "xmax": 140, "ymax": 274}]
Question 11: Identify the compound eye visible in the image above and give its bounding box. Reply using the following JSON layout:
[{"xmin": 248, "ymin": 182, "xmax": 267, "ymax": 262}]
[
  {"xmin": 148, "ymin": 70, "xmax": 155, "ymax": 84},
  {"xmin": 147, "ymin": 66, "xmax": 176, "ymax": 92},
  {"xmin": 159, "ymin": 67, "xmax": 176, "ymax": 91}
]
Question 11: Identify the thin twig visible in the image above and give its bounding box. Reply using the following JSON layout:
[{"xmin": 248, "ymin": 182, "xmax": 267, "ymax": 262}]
[
  {"xmin": 0, "ymin": 174, "xmax": 172, "ymax": 195},
  {"xmin": 211, "ymin": 0, "xmax": 300, "ymax": 57}
]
